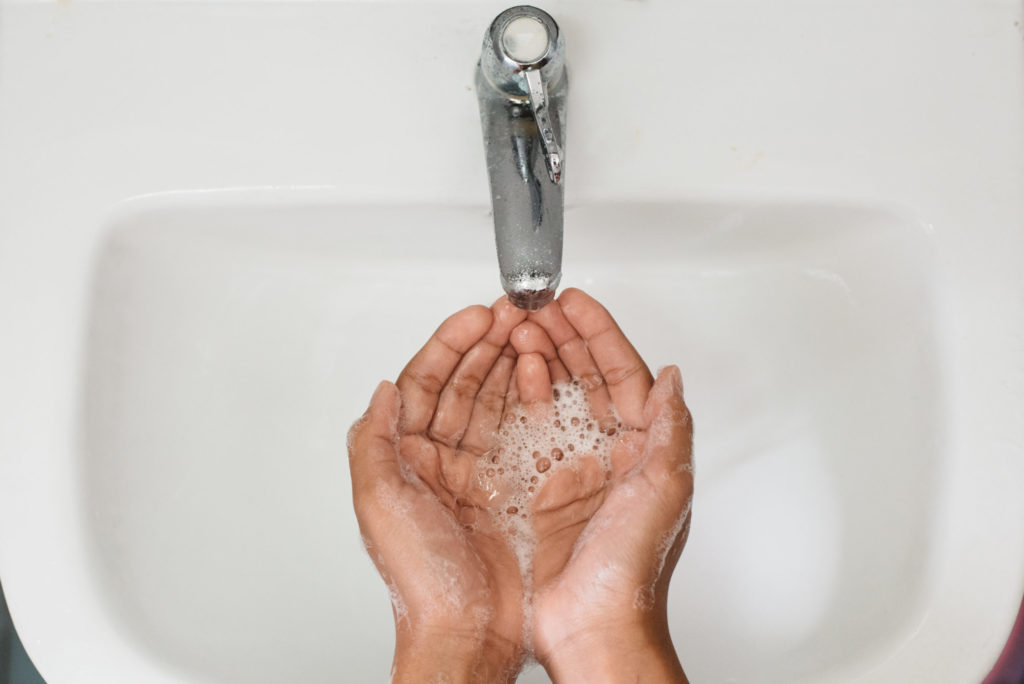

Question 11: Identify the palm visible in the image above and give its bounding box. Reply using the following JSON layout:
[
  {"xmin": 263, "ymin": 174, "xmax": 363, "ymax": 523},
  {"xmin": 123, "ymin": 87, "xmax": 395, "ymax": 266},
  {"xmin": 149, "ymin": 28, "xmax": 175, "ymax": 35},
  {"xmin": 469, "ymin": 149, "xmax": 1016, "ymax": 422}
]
[
  {"xmin": 393, "ymin": 427, "xmax": 528, "ymax": 647},
  {"xmin": 533, "ymin": 438, "xmax": 689, "ymax": 630},
  {"xmin": 349, "ymin": 299, "xmax": 531, "ymax": 661},
  {"xmin": 505, "ymin": 289, "xmax": 694, "ymax": 656},
  {"xmin": 350, "ymin": 289, "xmax": 693, "ymax": 676}
]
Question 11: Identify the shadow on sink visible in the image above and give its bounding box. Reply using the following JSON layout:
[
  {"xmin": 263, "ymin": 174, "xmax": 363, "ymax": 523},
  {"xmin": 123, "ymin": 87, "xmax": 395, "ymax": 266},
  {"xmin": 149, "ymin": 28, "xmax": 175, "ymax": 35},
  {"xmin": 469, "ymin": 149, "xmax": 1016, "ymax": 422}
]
[{"xmin": 1, "ymin": 580, "xmax": 46, "ymax": 684}]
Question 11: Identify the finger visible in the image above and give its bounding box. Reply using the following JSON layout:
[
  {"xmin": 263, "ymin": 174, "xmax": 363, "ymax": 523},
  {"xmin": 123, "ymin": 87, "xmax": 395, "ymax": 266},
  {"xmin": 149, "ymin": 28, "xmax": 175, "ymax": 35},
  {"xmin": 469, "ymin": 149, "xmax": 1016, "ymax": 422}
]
[
  {"xmin": 641, "ymin": 366, "xmax": 694, "ymax": 497},
  {"xmin": 528, "ymin": 299, "xmax": 614, "ymax": 423},
  {"xmin": 491, "ymin": 294, "xmax": 531, "ymax": 329},
  {"xmin": 429, "ymin": 299, "xmax": 526, "ymax": 446},
  {"xmin": 396, "ymin": 305, "xmax": 492, "ymax": 434},
  {"xmin": 397, "ymin": 434, "xmax": 449, "ymax": 502},
  {"xmin": 510, "ymin": 320, "xmax": 571, "ymax": 383},
  {"xmin": 517, "ymin": 352, "xmax": 553, "ymax": 411},
  {"xmin": 558, "ymin": 288, "xmax": 653, "ymax": 427},
  {"xmin": 460, "ymin": 346, "xmax": 517, "ymax": 457},
  {"xmin": 348, "ymin": 381, "xmax": 403, "ymax": 500},
  {"xmin": 503, "ymin": 360, "xmax": 520, "ymax": 421}
]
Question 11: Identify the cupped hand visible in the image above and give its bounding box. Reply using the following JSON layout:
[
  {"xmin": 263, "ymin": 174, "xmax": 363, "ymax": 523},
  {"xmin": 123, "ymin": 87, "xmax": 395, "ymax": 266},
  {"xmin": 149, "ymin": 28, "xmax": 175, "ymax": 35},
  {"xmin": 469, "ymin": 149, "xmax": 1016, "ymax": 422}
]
[
  {"xmin": 347, "ymin": 298, "xmax": 530, "ymax": 683},
  {"xmin": 510, "ymin": 288, "xmax": 694, "ymax": 683}
]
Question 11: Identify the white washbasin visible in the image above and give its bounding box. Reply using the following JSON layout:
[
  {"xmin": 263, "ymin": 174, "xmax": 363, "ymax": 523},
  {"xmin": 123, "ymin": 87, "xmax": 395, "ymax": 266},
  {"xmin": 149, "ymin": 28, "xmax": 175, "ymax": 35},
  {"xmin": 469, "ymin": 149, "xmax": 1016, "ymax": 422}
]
[
  {"xmin": 79, "ymin": 195, "xmax": 937, "ymax": 684},
  {"xmin": 1, "ymin": 1, "xmax": 1022, "ymax": 683}
]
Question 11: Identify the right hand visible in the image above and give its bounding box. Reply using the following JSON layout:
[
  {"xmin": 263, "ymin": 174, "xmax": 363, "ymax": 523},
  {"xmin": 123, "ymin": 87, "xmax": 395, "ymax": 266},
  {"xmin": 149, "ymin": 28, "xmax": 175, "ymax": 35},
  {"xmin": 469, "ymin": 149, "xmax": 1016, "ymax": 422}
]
[{"xmin": 510, "ymin": 288, "xmax": 694, "ymax": 683}]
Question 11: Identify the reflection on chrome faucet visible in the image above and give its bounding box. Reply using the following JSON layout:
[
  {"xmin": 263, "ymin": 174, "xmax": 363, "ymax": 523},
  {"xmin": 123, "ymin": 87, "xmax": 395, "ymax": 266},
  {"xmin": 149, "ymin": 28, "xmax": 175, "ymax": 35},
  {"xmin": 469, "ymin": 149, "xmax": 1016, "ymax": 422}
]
[{"xmin": 477, "ymin": 5, "xmax": 567, "ymax": 311}]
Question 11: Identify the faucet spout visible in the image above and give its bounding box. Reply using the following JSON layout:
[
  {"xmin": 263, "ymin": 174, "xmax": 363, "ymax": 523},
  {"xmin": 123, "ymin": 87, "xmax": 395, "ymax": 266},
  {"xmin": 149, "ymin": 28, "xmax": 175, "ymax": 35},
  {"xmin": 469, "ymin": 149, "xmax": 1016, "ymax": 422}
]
[{"xmin": 476, "ymin": 6, "xmax": 567, "ymax": 311}]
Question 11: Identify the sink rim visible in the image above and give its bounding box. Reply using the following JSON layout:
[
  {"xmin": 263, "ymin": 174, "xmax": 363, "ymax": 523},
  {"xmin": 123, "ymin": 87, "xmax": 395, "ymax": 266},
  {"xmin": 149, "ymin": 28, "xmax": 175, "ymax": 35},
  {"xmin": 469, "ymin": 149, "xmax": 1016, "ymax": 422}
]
[{"xmin": 1, "ymin": 0, "xmax": 1022, "ymax": 681}]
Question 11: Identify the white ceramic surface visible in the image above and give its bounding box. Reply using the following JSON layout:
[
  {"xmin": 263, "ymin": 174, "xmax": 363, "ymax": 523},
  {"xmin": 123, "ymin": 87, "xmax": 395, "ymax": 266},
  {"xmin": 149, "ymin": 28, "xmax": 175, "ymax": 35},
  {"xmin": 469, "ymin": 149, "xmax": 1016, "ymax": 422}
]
[{"xmin": 1, "ymin": 2, "xmax": 1022, "ymax": 683}]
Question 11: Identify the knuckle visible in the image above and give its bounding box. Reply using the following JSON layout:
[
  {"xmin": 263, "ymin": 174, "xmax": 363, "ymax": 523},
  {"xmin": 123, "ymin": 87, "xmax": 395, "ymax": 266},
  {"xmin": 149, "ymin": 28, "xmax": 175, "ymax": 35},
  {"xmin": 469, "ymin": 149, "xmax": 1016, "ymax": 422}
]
[
  {"xmin": 427, "ymin": 424, "xmax": 462, "ymax": 449},
  {"xmin": 603, "ymin": 361, "xmax": 644, "ymax": 387},
  {"xmin": 449, "ymin": 372, "xmax": 484, "ymax": 400},
  {"xmin": 407, "ymin": 368, "xmax": 447, "ymax": 395},
  {"xmin": 478, "ymin": 387, "xmax": 505, "ymax": 414}
]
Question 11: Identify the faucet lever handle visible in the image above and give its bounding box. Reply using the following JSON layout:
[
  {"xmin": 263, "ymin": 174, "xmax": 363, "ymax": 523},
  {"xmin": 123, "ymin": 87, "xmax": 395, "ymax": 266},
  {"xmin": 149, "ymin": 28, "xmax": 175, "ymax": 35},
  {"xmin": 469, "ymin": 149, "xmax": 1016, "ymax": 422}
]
[{"xmin": 524, "ymin": 68, "xmax": 563, "ymax": 185}]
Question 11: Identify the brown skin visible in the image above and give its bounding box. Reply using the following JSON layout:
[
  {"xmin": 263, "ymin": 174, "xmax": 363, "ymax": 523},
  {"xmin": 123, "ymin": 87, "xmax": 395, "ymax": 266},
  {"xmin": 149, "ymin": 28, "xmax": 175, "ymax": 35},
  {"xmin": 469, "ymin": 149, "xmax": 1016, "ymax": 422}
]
[
  {"xmin": 513, "ymin": 289, "xmax": 693, "ymax": 683},
  {"xmin": 348, "ymin": 289, "xmax": 693, "ymax": 683},
  {"xmin": 348, "ymin": 298, "xmax": 529, "ymax": 682}
]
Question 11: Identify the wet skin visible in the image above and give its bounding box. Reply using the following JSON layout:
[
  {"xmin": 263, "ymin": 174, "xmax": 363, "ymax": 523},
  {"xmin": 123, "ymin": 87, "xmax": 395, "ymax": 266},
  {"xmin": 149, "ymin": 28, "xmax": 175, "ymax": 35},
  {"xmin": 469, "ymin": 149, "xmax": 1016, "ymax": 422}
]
[{"xmin": 348, "ymin": 289, "xmax": 694, "ymax": 683}]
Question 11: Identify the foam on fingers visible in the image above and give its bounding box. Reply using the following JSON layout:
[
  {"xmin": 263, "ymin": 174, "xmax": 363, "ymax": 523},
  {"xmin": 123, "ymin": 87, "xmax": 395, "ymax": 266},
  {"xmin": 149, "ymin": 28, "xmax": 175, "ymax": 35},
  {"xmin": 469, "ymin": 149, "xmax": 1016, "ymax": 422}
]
[
  {"xmin": 468, "ymin": 378, "xmax": 626, "ymax": 650},
  {"xmin": 480, "ymin": 380, "xmax": 620, "ymax": 505},
  {"xmin": 641, "ymin": 365, "xmax": 694, "ymax": 484}
]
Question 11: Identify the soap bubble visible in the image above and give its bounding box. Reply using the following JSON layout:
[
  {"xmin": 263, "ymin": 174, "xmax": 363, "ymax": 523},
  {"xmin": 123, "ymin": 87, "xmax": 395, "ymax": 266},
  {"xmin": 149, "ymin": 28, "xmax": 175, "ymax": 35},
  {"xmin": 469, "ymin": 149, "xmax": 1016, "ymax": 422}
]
[{"xmin": 465, "ymin": 377, "xmax": 628, "ymax": 650}]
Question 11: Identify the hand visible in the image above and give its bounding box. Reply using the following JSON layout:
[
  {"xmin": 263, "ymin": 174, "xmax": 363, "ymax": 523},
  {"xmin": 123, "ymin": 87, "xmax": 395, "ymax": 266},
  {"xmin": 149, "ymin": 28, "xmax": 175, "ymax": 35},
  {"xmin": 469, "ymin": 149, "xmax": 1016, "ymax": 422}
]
[
  {"xmin": 347, "ymin": 298, "xmax": 530, "ymax": 683},
  {"xmin": 510, "ymin": 288, "xmax": 694, "ymax": 683}
]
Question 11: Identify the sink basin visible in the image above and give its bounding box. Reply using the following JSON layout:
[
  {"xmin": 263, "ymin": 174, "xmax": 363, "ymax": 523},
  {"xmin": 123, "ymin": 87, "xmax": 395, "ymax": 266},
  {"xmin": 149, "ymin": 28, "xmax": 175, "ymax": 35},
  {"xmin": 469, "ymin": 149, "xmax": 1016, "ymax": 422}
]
[
  {"xmin": 79, "ymin": 195, "xmax": 939, "ymax": 683},
  {"xmin": 1, "ymin": 1, "xmax": 1022, "ymax": 683}
]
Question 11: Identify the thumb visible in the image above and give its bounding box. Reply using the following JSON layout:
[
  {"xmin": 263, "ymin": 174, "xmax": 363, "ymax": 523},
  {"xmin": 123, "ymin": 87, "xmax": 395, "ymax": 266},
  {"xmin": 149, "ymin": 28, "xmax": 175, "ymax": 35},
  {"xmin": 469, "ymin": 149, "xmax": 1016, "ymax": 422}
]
[
  {"xmin": 642, "ymin": 365, "xmax": 683, "ymax": 426},
  {"xmin": 641, "ymin": 366, "xmax": 694, "ymax": 484},
  {"xmin": 348, "ymin": 381, "xmax": 404, "ymax": 494}
]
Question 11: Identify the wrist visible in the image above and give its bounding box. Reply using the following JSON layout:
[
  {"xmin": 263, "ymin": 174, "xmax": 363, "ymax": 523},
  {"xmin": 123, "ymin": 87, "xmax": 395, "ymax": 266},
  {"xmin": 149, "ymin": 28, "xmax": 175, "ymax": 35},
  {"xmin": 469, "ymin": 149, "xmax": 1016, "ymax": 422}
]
[
  {"xmin": 537, "ymin": 613, "xmax": 687, "ymax": 684},
  {"xmin": 392, "ymin": 623, "xmax": 522, "ymax": 684}
]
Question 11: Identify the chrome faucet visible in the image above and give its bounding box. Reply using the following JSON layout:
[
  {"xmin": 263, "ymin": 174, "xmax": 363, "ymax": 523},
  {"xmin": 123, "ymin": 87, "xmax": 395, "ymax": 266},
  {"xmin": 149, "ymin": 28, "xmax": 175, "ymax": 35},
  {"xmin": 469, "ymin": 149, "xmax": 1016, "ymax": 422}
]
[{"xmin": 476, "ymin": 6, "xmax": 567, "ymax": 311}]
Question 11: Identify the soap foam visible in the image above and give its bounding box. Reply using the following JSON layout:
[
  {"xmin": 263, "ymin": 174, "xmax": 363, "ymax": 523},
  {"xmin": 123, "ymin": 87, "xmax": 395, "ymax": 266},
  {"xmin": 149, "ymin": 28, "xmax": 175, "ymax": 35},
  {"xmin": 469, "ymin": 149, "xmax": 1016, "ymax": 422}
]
[
  {"xmin": 471, "ymin": 379, "xmax": 625, "ymax": 646},
  {"xmin": 476, "ymin": 380, "xmax": 622, "ymax": 517},
  {"xmin": 387, "ymin": 580, "xmax": 409, "ymax": 626},
  {"xmin": 634, "ymin": 496, "xmax": 692, "ymax": 611}
]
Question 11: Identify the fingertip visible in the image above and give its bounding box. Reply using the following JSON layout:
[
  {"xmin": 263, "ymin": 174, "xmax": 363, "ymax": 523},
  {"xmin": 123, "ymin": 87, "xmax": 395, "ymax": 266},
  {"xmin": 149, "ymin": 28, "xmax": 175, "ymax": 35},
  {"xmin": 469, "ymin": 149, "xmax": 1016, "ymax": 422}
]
[
  {"xmin": 530, "ymin": 296, "xmax": 563, "ymax": 318},
  {"xmin": 557, "ymin": 288, "xmax": 611, "ymax": 336},
  {"xmin": 644, "ymin": 367, "xmax": 677, "ymax": 424},
  {"xmin": 455, "ymin": 303, "xmax": 494, "ymax": 333},
  {"xmin": 367, "ymin": 381, "xmax": 402, "ymax": 439},
  {"xmin": 669, "ymin": 365, "xmax": 684, "ymax": 396},
  {"xmin": 351, "ymin": 381, "xmax": 393, "ymax": 443},
  {"xmin": 371, "ymin": 380, "xmax": 401, "ymax": 412},
  {"xmin": 432, "ymin": 304, "xmax": 493, "ymax": 352},
  {"xmin": 556, "ymin": 287, "xmax": 592, "ymax": 314},
  {"xmin": 656, "ymin": 365, "xmax": 684, "ymax": 395},
  {"xmin": 512, "ymin": 318, "xmax": 549, "ymax": 349},
  {"xmin": 556, "ymin": 287, "xmax": 581, "ymax": 311},
  {"xmin": 492, "ymin": 295, "xmax": 529, "ymax": 326},
  {"xmin": 517, "ymin": 352, "xmax": 553, "ymax": 407},
  {"xmin": 558, "ymin": 287, "xmax": 587, "ymax": 300},
  {"xmin": 511, "ymin": 321, "xmax": 533, "ymax": 346}
]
